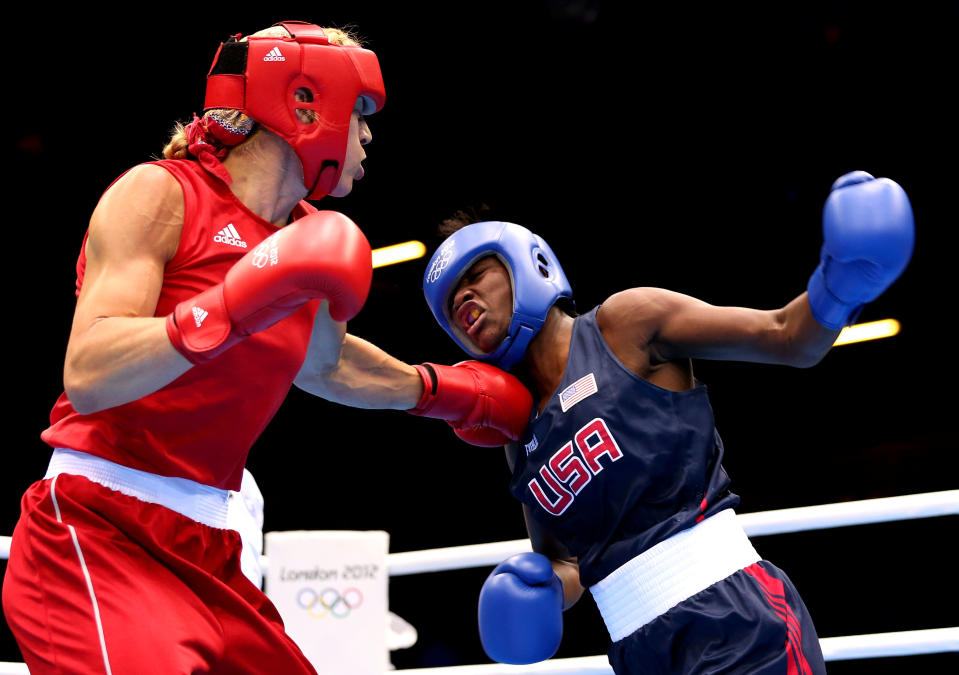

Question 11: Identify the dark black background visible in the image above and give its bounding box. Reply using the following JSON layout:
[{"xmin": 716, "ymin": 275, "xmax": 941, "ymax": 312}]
[{"xmin": 3, "ymin": 1, "xmax": 957, "ymax": 672}]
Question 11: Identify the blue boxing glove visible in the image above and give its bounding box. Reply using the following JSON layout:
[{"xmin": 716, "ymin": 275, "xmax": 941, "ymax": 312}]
[
  {"xmin": 477, "ymin": 552, "xmax": 564, "ymax": 665},
  {"xmin": 807, "ymin": 170, "xmax": 915, "ymax": 329}
]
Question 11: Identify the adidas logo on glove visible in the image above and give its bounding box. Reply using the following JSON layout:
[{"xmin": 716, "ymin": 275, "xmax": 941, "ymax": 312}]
[{"xmin": 192, "ymin": 306, "xmax": 209, "ymax": 328}]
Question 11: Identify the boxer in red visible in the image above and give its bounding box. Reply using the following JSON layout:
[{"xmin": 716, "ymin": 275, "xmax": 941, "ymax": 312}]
[{"xmin": 2, "ymin": 22, "xmax": 531, "ymax": 674}]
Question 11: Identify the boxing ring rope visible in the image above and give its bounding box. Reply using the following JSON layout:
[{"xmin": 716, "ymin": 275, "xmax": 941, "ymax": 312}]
[
  {"xmin": 1, "ymin": 490, "xmax": 957, "ymax": 674},
  {"xmin": 370, "ymin": 489, "xmax": 959, "ymax": 576}
]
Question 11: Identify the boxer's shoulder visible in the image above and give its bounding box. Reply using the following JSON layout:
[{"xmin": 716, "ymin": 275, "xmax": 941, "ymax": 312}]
[
  {"xmin": 597, "ymin": 288, "xmax": 674, "ymax": 342},
  {"xmin": 103, "ymin": 163, "xmax": 184, "ymax": 205},
  {"xmin": 88, "ymin": 165, "xmax": 185, "ymax": 264}
]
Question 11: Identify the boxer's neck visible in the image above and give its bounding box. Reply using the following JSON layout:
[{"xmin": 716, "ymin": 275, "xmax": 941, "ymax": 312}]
[
  {"xmin": 223, "ymin": 129, "xmax": 309, "ymax": 227},
  {"xmin": 523, "ymin": 307, "xmax": 574, "ymax": 413}
]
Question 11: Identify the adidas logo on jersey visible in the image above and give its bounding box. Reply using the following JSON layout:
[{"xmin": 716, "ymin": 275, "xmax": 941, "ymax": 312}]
[
  {"xmin": 214, "ymin": 224, "xmax": 248, "ymax": 248},
  {"xmin": 263, "ymin": 47, "xmax": 286, "ymax": 62},
  {"xmin": 192, "ymin": 306, "xmax": 209, "ymax": 328}
]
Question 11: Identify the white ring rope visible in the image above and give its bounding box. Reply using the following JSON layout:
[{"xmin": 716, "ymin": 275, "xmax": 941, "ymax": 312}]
[
  {"xmin": 3, "ymin": 490, "xmax": 956, "ymax": 570},
  {"xmin": 383, "ymin": 489, "xmax": 959, "ymax": 577},
  {"xmin": 4, "ymin": 627, "xmax": 955, "ymax": 675},
  {"xmin": 820, "ymin": 627, "xmax": 959, "ymax": 661},
  {"xmin": 321, "ymin": 628, "xmax": 959, "ymax": 675},
  {"xmin": 369, "ymin": 628, "xmax": 959, "ymax": 674},
  {"xmin": 1, "ymin": 490, "xmax": 956, "ymax": 673}
]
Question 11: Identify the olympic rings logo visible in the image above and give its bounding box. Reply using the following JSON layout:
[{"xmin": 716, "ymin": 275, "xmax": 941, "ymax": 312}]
[
  {"xmin": 251, "ymin": 241, "xmax": 270, "ymax": 268},
  {"xmin": 426, "ymin": 241, "xmax": 454, "ymax": 284},
  {"xmin": 251, "ymin": 236, "xmax": 279, "ymax": 269},
  {"xmin": 296, "ymin": 587, "xmax": 364, "ymax": 619}
]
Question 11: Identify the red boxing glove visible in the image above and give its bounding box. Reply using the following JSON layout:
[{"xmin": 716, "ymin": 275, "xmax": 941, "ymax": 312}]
[
  {"xmin": 409, "ymin": 362, "xmax": 533, "ymax": 447},
  {"xmin": 167, "ymin": 210, "xmax": 372, "ymax": 364}
]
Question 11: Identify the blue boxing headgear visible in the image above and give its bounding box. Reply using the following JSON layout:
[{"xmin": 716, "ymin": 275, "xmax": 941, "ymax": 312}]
[{"xmin": 423, "ymin": 221, "xmax": 573, "ymax": 370}]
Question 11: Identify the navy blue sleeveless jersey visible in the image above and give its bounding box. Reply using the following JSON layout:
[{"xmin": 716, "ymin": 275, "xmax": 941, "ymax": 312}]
[{"xmin": 508, "ymin": 307, "xmax": 740, "ymax": 587}]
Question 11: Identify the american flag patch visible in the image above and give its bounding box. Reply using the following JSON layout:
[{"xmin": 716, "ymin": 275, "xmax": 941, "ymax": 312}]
[{"xmin": 559, "ymin": 373, "xmax": 598, "ymax": 412}]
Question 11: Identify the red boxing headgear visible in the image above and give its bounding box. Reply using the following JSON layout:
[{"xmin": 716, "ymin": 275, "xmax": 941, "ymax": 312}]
[{"xmin": 203, "ymin": 21, "xmax": 386, "ymax": 200}]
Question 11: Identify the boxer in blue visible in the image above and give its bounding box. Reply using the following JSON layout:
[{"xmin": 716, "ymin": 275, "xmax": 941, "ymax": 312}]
[{"xmin": 420, "ymin": 171, "xmax": 915, "ymax": 673}]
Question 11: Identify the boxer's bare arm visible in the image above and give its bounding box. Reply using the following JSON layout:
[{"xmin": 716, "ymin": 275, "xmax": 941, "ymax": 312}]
[
  {"xmin": 294, "ymin": 306, "xmax": 422, "ymax": 409},
  {"xmin": 505, "ymin": 446, "xmax": 584, "ymax": 608},
  {"xmin": 599, "ymin": 287, "xmax": 839, "ymax": 370},
  {"xmin": 522, "ymin": 504, "xmax": 584, "ymax": 609},
  {"xmin": 64, "ymin": 166, "xmax": 192, "ymax": 414}
]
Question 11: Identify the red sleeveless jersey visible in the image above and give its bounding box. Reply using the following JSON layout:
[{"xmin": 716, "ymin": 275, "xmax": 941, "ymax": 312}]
[{"xmin": 42, "ymin": 160, "xmax": 321, "ymax": 491}]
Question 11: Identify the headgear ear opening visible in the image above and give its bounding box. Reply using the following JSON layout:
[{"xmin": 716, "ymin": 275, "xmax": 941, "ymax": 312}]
[
  {"xmin": 423, "ymin": 222, "xmax": 573, "ymax": 370},
  {"xmin": 203, "ymin": 21, "xmax": 386, "ymax": 200}
]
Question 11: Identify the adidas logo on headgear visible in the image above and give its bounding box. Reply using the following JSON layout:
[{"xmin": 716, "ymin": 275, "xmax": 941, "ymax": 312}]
[{"xmin": 263, "ymin": 47, "xmax": 286, "ymax": 62}]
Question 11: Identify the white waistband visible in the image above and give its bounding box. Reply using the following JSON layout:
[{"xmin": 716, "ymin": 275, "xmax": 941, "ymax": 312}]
[
  {"xmin": 589, "ymin": 509, "xmax": 760, "ymax": 641},
  {"xmin": 46, "ymin": 449, "xmax": 231, "ymax": 529}
]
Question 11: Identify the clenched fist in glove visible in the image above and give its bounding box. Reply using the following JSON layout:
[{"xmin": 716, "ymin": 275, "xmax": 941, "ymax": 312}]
[
  {"xmin": 408, "ymin": 361, "xmax": 533, "ymax": 446},
  {"xmin": 167, "ymin": 210, "xmax": 372, "ymax": 364},
  {"xmin": 807, "ymin": 171, "xmax": 915, "ymax": 329},
  {"xmin": 478, "ymin": 552, "xmax": 564, "ymax": 664}
]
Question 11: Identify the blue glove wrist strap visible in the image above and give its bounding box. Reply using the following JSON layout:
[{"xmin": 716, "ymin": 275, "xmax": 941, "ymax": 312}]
[{"xmin": 807, "ymin": 266, "xmax": 861, "ymax": 330}]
